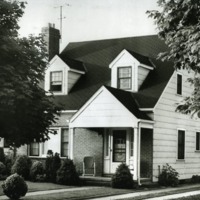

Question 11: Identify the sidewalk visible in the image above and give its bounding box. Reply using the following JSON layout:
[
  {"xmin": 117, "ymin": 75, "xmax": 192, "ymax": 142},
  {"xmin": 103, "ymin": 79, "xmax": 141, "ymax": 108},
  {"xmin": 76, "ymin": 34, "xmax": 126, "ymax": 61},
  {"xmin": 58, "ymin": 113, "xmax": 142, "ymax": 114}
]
[
  {"xmin": 0, "ymin": 184, "xmax": 200, "ymax": 200},
  {"xmin": 89, "ymin": 184, "xmax": 200, "ymax": 200}
]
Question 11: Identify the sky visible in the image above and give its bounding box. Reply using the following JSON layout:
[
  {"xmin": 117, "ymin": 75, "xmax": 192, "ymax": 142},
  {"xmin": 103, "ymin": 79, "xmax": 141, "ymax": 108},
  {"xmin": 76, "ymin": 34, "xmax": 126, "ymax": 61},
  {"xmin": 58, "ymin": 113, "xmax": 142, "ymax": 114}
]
[{"xmin": 19, "ymin": 0, "xmax": 159, "ymax": 51}]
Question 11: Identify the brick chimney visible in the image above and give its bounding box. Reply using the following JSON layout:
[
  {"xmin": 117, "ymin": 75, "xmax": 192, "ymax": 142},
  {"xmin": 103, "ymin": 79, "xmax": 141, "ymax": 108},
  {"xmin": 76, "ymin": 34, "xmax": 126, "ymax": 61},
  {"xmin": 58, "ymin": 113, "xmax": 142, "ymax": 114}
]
[{"xmin": 42, "ymin": 23, "xmax": 61, "ymax": 61}]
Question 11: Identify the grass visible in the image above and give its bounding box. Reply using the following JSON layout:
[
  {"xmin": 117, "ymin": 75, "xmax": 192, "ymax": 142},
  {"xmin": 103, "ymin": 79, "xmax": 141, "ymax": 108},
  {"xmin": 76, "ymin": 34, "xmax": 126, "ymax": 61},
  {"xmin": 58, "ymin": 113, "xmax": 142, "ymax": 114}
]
[{"xmin": 0, "ymin": 181, "xmax": 74, "ymax": 196}]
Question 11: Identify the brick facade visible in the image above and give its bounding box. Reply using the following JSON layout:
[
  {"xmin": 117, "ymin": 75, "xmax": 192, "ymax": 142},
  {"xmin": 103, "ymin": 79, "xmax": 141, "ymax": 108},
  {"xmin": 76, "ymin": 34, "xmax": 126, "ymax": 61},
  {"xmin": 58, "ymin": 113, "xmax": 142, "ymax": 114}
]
[{"xmin": 73, "ymin": 128, "xmax": 104, "ymax": 176}]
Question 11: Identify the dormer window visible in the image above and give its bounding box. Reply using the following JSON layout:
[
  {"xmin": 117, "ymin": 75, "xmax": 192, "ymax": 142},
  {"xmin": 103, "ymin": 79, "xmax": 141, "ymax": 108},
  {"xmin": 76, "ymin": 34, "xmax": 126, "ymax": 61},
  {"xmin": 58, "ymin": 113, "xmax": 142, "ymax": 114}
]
[
  {"xmin": 50, "ymin": 71, "xmax": 62, "ymax": 92},
  {"xmin": 117, "ymin": 67, "xmax": 132, "ymax": 90}
]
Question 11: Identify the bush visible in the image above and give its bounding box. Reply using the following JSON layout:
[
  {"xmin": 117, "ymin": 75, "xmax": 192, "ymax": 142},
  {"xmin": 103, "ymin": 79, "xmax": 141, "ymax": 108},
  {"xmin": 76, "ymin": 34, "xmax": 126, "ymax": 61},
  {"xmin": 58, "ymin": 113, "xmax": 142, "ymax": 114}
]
[
  {"xmin": 30, "ymin": 161, "xmax": 45, "ymax": 181},
  {"xmin": 158, "ymin": 163, "xmax": 179, "ymax": 187},
  {"xmin": 0, "ymin": 148, "xmax": 5, "ymax": 163},
  {"xmin": 2, "ymin": 173, "xmax": 28, "ymax": 200},
  {"xmin": 45, "ymin": 152, "xmax": 61, "ymax": 182},
  {"xmin": 4, "ymin": 154, "xmax": 15, "ymax": 175},
  {"xmin": 56, "ymin": 158, "xmax": 80, "ymax": 186},
  {"xmin": 111, "ymin": 163, "xmax": 134, "ymax": 189},
  {"xmin": 0, "ymin": 162, "xmax": 7, "ymax": 180},
  {"xmin": 191, "ymin": 175, "xmax": 200, "ymax": 183},
  {"xmin": 11, "ymin": 155, "xmax": 32, "ymax": 180}
]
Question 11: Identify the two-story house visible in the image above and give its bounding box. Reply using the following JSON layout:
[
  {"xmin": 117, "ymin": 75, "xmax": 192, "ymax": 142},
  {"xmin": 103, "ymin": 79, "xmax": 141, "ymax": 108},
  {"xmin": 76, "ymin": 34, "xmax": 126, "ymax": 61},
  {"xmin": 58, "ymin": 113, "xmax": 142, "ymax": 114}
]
[{"xmin": 7, "ymin": 24, "xmax": 200, "ymax": 184}]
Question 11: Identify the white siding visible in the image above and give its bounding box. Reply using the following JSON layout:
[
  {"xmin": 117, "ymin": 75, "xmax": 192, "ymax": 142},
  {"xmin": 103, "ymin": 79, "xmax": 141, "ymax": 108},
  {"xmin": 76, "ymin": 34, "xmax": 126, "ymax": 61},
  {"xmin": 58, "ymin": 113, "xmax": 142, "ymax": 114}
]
[
  {"xmin": 68, "ymin": 71, "xmax": 81, "ymax": 92},
  {"xmin": 153, "ymin": 69, "xmax": 200, "ymax": 181},
  {"xmin": 138, "ymin": 66, "xmax": 150, "ymax": 89},
  {"xmin": 71, "ymin": 87, "xmax": 139, "ymax": 128}
]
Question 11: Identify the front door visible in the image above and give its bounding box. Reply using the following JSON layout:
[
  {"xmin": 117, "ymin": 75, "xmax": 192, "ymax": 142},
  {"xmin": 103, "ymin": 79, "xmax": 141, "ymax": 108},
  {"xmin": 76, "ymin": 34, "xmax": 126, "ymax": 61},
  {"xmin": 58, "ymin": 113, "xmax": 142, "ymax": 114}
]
[{"xmin": 110, "ymin": 130, "xmax": 127, "ymax": 173}]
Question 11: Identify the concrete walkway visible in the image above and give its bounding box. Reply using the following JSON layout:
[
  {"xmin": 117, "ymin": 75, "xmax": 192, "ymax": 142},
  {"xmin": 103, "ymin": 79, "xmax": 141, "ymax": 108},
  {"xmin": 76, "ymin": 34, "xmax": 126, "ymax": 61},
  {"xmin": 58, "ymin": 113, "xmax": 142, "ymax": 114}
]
[{"xmin": 89, "ymin": 184, "xmax": 200, "ymax": 200}]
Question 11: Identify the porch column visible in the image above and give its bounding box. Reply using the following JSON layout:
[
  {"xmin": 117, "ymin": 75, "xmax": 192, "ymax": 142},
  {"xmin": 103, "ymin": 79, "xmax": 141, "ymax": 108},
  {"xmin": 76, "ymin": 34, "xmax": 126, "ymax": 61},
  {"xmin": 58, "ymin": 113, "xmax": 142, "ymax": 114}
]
[
  {"xmin": 69, "ymin": 128, "xmax": 74, "ymax": 160},
  {"xmin": 133, "ymin": 127, "xmax": 138, "ymax": 180}
]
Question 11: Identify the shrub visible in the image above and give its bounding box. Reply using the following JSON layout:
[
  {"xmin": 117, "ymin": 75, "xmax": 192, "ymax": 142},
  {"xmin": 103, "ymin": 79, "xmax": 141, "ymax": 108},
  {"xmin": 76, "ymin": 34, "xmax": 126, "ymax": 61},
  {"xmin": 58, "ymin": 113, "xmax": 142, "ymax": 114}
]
[
  {"xmin": 0, "ymin": 162, "xmax": 7, "ymax": 180},
  {"xmin": 191, "ymin": 175, "xmax": 200, "ymax": 183},
  {"xmin": 4, "ymin": 153, "xmax": 15, "ymax": 175},
  {"xmin": 11, "ymin": 155, "xmax": 32, "ymax": 180},
  {"xmin": 158, "ymin": 163, "xmax": 179, "ymax": 187},
  {"xmin": 56, "ymin": 158, "xmax": 80, "ymax": 186},
  {"xmin": 2, "ymin": 173, "xmax": 28, "ymax": 200},
  {"xmin": 0, "ymin": 148, "xmax": 5, "ymax": 163},
  {"xmin": 111, "ymin": 163, "xmax": 134, "ymax": 189},
  {"xmin": 45, "ymin": 152, "xmax": 61, "ymax": 182},
  {"xmin": 30, "ymin": 161, "xmax": 45, "ymax": 181}
]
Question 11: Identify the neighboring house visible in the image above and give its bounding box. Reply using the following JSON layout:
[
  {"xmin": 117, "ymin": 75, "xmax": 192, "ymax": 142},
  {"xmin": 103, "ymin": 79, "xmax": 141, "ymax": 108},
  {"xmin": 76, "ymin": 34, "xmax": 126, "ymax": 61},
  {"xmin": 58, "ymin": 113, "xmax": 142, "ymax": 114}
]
[{"xmin": 2, "ymin": 24, "xmax": 200, "ymax": 184}]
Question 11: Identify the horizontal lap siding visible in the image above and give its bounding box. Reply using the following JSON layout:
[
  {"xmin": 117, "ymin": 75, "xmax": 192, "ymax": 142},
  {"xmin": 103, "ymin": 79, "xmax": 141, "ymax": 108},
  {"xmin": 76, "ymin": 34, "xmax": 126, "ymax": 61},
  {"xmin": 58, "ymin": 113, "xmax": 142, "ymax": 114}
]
[
  {"xmin": 138, "ymin": 67, "xmax": 150, "ymax": 89},
  {"xmin": 153, "ymin": 70, "xmax": 200, "ymax": 182}
]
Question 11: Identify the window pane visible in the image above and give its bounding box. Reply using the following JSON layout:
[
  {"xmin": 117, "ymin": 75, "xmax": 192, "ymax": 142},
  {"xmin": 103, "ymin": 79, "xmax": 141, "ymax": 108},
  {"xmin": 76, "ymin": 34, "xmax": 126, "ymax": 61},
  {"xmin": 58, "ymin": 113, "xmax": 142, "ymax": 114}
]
[
  {"xmin": 61, "ymin": 129, "xmax": 69, "ymax": 157},
  {"xmin": 119, "ymin": 79, "xmax": 131, "ymax": 89},
  {"xmin": 118, "ymin": 68, "xmax": 131, "ymax": 78},
  {"xmin": 178, "ymin": 130, "xmax": 185, "ymax": 159},
  {"xmin": 130, "ymin": 130, "xmax": 134, "ymax": 157},
  {"xmin": 177, "ymin": 74, "xmax": 182, "ymax": 95},
  {"xmin": 30, "ymin": 142, "xmax": 39, "ymax": 156},
  {"xmin": 196, "ymin": 132, "xmax": 200, "ymax": 150}
]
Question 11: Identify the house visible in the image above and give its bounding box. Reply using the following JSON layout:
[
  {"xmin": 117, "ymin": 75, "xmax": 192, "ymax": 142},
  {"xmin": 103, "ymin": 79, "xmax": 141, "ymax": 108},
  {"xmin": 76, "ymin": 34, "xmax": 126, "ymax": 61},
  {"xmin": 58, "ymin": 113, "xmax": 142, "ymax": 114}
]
[{"xmin": 3, "ymin": 24, "xmax": 200, "ymax": 184}]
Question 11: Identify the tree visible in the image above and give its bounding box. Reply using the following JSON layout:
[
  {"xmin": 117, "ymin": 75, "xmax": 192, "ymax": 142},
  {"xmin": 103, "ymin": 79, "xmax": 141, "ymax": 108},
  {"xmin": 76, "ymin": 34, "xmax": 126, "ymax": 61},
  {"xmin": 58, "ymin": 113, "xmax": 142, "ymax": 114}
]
[
  {"xmin": 0, "ymin": 0, "xmax": 60, "ymax": 147},
  {"xmin": 147, "ymin": 0, "xmax": 200, "ymax": 116}
]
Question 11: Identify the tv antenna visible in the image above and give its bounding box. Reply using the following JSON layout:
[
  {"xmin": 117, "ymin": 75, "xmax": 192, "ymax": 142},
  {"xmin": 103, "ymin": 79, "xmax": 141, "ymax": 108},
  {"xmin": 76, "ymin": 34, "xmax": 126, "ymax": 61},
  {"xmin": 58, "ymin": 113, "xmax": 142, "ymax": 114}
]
[{"xmin": 55, "ymin": 3, "xmax": 71, "ymax": 42}]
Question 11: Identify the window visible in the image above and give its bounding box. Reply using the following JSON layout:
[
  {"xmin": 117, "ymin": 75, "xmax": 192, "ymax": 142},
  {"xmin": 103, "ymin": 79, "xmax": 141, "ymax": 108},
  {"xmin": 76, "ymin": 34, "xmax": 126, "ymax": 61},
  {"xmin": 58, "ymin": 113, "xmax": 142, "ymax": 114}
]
[
  {"xmin": 196, "ymin": 132, "xmax": 200, "ymax": 151},
  {"xmin": 177, "ymin": 74, "xmax": 182, "ymax": 95},
  {"xmin": 117, "ymin": 67, "xmax": 132, "ymax": 90},
  {"xmin": 61, "ymin": 129, "xmax": 69, "ymax": 157},
  {"xmin": 30, "ymin": 142, "xmax": 39, "ymax": 156},
  {"xmin": 50, "ymin": 71, "xmax": 62, "ymax": 92},
  {"xmin": 130, "ymin": 131, "xmax": 134, "ymax": 157},
  {"xmin": 178, "ymin": 130, "xmax": 185, "ymax": 159}
]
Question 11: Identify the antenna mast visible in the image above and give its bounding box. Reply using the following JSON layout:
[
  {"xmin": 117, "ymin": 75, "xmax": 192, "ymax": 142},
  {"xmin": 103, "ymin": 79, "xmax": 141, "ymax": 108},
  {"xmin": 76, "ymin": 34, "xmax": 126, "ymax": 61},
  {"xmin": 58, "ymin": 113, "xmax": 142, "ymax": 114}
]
[{"xmin": 55, "ymin": 3, "xmax": 70, "ymax": 42}]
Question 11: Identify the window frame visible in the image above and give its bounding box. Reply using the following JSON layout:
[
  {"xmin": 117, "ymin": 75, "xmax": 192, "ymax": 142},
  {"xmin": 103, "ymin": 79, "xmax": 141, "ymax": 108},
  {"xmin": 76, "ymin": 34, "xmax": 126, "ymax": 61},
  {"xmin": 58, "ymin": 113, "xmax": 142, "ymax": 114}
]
[
  {"xmin": 50, "ymin": 71, "xmax": 63, "ymax": 92},
  {"xmin": 177, "ymin": 129, "xmax": 185, "ymax": 160},
  {"xmin": 60, "ymin": 128, "xmax": 69, "ymax": 158},
  {"xmin": 117, "ymin": 66, "xmax": 132, "ymax": 90},
  {"xmin": 177, "ymin": 73, "xmax": 182, "ymax": 95},
  {"xmin": 29, "ymin": 142, "xmax": 40, "ymax": 157}
]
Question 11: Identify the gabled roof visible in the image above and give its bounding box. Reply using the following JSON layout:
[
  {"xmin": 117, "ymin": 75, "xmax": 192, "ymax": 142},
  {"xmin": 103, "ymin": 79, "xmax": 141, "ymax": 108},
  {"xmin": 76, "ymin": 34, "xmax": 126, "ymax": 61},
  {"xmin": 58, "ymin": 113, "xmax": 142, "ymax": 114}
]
[
  {"xmin": 104, "ymin": 86, "xmax": 151, "ymax": 120},
  {"xmin": 59, "ymin": 56, "xmax": 86, "ymax": 72},
  {"xmin": 126, "ymin": 50, "xmax": 153, "ymax": 67},
  {"xmin": 53, "ymin": 35, "xmax": 174, "ymax": 110}
]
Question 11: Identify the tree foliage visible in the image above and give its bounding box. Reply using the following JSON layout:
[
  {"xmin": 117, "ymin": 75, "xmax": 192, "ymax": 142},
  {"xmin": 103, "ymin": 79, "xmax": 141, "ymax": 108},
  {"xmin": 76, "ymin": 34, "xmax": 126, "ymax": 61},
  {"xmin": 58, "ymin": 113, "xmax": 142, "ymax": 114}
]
[
  {"xmin": 147, "ymin": 0, "xmax": 200, "ymax": 116},
  {"xmin": 0, "ymin": 0, "xmax": 60, "ymax": 147}
]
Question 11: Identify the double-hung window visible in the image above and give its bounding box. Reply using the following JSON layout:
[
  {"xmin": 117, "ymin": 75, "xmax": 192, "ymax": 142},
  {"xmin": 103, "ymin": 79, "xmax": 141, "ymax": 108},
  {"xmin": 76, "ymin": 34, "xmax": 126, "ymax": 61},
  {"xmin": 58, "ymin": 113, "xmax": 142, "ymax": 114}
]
[
  {"xmin": 61, "ymin": 129, "xmax": 69, "ymax": 157},
  {"xmin": 117, "ymin": 67, "xmax": 132, "ymax": 90},
  {"xmin": 177, "ymin": 74, "xmax": 182, "ymax": 95},
  {"xmin": 196, "ymin": 132, "xmax": 200, "ymax": 151},
  {"xmin": 30, "ymin": 142, "xmax": 39, "ymax": 156},
  {"xmin": 177, "ymin": 130, "xmax": 185, "ymax": 160},
  {"xmin": 50, "ymin": 71, "xmax": 62, "ymax": 92}
]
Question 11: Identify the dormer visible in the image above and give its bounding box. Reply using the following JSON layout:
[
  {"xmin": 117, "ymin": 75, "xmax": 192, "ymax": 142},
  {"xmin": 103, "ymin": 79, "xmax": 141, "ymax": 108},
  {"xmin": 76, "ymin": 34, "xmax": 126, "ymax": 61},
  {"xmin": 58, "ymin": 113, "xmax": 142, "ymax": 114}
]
[
  {"xmin": 45, "ymin": 55, "xmax": 85, "ymax": 95},
  {"xmin": 109, "ymin": 49, "xmax": 154, "ymax": 92}
]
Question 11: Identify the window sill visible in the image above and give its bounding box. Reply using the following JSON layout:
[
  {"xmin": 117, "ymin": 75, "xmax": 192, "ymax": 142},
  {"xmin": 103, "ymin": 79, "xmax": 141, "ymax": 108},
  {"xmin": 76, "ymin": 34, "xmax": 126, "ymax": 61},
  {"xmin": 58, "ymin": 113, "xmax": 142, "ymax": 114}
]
[
  {"xmin": 176, "ymin": 159, "xmax": 185, "ymax": 163},
  {"xmin": 195, "ymin": 150, "xmax": 200, "ymax": 153}
]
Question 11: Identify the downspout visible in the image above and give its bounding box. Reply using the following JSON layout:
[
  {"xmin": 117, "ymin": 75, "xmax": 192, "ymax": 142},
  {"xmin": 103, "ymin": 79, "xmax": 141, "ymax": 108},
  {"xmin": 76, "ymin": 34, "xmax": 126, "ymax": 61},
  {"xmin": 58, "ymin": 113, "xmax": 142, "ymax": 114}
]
[{"xmin": 137, "ymin": 120, "xmax": 141, "ymax": 186}]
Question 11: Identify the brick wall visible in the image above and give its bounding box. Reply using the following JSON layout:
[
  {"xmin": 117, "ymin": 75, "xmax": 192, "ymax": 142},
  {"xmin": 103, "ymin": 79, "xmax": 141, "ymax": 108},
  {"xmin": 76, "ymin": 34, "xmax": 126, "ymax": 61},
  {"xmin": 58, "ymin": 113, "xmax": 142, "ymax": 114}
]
[{"xmin": 73, "ymin": 128, "xmax": 103, "ymax": 176}]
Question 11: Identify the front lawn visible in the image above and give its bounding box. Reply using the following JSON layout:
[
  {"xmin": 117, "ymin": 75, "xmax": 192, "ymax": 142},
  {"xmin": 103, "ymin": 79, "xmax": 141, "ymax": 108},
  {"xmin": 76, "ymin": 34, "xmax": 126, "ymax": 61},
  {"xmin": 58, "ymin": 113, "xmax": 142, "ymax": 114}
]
[{"xmin": 0, "ymin": 181, "xmax": 74, "ymax": 196}]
